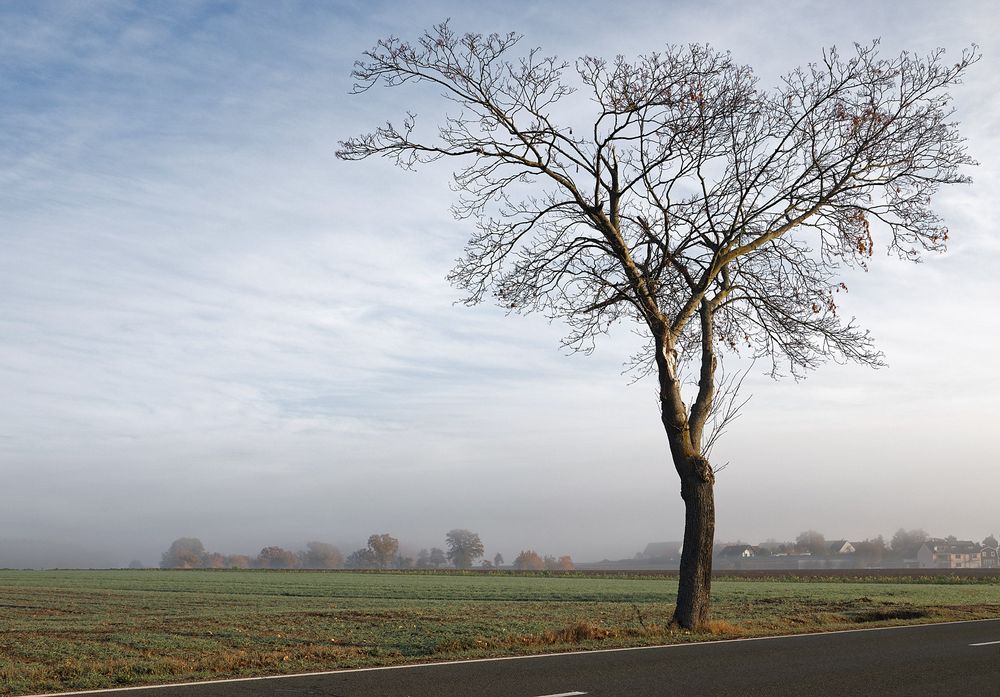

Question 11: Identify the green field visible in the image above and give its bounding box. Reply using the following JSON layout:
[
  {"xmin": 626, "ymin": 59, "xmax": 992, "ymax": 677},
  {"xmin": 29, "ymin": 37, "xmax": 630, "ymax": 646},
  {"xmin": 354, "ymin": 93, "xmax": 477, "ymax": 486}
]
[{"xmin": 1, "ymin": 569, "xmax": 998, "ymax": 696}]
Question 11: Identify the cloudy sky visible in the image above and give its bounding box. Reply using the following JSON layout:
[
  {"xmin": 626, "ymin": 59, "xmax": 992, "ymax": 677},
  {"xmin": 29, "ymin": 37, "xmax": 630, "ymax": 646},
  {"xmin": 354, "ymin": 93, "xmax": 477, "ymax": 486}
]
[{"xmin": 1, "ymin": 0, "xmax": 997, "ymax": 566}]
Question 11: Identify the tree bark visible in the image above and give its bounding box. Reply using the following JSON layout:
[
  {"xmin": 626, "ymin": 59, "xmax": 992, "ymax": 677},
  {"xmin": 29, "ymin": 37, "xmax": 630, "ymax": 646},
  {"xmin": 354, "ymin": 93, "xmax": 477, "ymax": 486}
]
[
  {"xmin": 656, "ymin": 335, "xmax": 716, "ymax": 630},
  {"xmin": 673, "ymin": 459, "xmax": 715, "ymax": 629}
]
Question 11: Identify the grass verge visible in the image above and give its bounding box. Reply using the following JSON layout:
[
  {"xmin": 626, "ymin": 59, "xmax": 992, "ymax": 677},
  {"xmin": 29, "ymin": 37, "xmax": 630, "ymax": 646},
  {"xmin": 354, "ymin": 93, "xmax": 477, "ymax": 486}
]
[{"xmin": 1, "ymin": 569, "xmax": 997, "ymax": 695}]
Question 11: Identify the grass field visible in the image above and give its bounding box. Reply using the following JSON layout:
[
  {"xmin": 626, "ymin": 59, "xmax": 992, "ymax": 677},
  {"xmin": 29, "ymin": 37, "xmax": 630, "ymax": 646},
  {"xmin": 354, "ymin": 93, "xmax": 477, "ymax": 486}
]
[{"xmin": 1, "ymin": 569, "xmax": 998, "ymax": 695}]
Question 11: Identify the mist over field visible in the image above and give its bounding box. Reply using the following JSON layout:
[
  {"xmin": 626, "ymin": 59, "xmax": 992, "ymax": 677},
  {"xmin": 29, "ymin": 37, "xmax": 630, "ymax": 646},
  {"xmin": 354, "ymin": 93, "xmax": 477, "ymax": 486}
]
[{"xmin": 1, "ymin": 0, "xmax": 998, "ymax": 569}]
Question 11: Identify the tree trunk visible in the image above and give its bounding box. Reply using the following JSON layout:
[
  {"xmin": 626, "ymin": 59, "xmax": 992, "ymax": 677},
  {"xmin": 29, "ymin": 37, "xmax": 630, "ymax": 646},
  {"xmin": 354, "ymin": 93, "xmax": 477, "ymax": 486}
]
[
  {"xmin": 673, "ymin": 459, "xmax": 715, "ymax": 629},
  {"xmin": 656, "ymin": 334, "xmax": 716, "ymax": 630}
]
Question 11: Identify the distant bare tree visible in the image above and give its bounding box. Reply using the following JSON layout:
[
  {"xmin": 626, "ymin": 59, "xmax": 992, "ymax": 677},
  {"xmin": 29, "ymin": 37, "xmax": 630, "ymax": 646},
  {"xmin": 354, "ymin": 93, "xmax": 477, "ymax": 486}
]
[
  {"xmin": 256, "ymin": 546, "xmax": 298, "ymax": 569},
  {"xmin": 345, "ymin": 547, "xmax": 377, "ymax": 569},
  {"xmin": 445, "ymin": 529, "xmax": 485, "ymax": 568},
  {"xmin": 416, "ymin": 548, "xmax": 431, "ymax": 568},
  {"xmin": 493, "ymin": 552, "xmax": 504, "ymax": 568},
  {"xmin": 339, "ymin": 24, "xmax": 977, "ymax": 626},
  {"xmin": 795, "ymin": 530, "xmax": 827, "ymax": 555},
  {"xmin": 428, "ymin": 547, "xmax": 447, "ymax": 568},
  {"xmin": 889, "ymin": 528, "xmax": 929, "ymax": 560},
  {"xmin": 853, "ymin": 536, "xmax": 886, "ymax": 565},
  {"xmin": 367, "ymin": 534, "xmax": 400, "ymax": 569},
  {"xmin": 160, "ymin": 537, "xmax": 206, "ymax": 569}
]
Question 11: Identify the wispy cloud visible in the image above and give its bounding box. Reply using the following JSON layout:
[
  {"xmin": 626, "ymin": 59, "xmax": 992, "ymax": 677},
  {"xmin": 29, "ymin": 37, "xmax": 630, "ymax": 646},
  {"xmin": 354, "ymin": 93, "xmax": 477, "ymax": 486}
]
[{"xmin": 1, "ymin": 0, "xmax": 997, "ymax": 563}]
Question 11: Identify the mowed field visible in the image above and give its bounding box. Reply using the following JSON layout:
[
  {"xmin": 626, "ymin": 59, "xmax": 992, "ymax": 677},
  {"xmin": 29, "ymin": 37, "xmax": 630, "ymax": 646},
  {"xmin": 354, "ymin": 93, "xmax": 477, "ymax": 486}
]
[{"xmin": 1, "ymin": 570, "xmax": 998, "ymax": 696}]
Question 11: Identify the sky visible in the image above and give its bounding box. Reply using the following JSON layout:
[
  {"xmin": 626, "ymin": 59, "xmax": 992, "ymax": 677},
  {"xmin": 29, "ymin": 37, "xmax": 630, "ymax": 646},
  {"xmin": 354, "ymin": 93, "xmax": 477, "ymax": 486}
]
[{"xmin": 1, "ymin": 0, "xmax": 997, "ymax": 567}]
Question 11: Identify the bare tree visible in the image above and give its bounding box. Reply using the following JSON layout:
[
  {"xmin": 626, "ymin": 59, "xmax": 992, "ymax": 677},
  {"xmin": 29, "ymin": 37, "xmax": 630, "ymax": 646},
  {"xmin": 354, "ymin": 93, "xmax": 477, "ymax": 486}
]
[
  {"xmin": 853, "ymin": 536, "xmax": 886, "ymax": 566},
  {"xmin": 339, "ymin": 23, "xmax": 977, "ymax": 628},
  {"xmin": 428, "ymin": 547, "xmax": 447, "ymax": 568},
  {"xmin": 345, "ymin": 547, "xmax": 377, "ymax": 569},
  {"xmin": 889, "ymin": 528, "xmax": 929, "ymax": 561},
  {"xmin": 795, "ymin": 530, "xmax": 827, "ymax": 555},
  {"xmin": 255, "ymin": 546, "xmax": 298, "ymax": 569}
]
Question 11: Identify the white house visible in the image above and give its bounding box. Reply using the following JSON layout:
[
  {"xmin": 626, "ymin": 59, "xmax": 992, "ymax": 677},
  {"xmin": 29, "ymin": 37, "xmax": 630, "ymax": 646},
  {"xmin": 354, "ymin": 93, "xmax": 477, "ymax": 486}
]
[{"xmin": 828, "ymin": 540, "xmax": 856, "ymax": 555}]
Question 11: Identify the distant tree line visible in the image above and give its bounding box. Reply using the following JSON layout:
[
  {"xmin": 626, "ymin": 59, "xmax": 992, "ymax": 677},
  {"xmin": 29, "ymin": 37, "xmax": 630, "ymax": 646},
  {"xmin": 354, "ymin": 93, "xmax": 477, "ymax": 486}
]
[
  {"xmin": 511, "ymin": 551, "xmax": 575, "ymax": 571},
  {"xmin": 160, "ymin": 538, "xmax": 344, "ymax": 570},
  {"xmin": 159, "ymin": 529, "xmax": 576, "ymax": 571}
]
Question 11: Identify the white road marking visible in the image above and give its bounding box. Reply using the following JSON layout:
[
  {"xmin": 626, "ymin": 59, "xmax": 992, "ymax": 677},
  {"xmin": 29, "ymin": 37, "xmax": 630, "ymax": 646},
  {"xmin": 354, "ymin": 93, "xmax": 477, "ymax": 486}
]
[
  {"xmin": 21, "ymin": 618, "xmax": 1000, "ymax": 697},
  {"xmin": 534, "ymin": 693, "xmax": 586, "ymax": 697},
  {"xmin": 969, "ymin": 640, "xmax": 1000, "ymax": 646}
]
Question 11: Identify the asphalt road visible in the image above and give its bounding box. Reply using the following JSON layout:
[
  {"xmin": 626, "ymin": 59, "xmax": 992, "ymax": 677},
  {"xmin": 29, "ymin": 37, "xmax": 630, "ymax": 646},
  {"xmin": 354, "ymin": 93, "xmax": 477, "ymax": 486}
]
[{"xmin": 34, "ymin": 619, "xmax": 1000, "ymax": 697}]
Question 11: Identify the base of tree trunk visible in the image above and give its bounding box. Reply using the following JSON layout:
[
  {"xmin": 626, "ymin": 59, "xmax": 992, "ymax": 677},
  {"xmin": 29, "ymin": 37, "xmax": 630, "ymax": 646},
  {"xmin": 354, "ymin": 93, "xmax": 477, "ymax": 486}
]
[{"xmin": 672, "ymin": 474, "xmax": 715, "ymax": 630}]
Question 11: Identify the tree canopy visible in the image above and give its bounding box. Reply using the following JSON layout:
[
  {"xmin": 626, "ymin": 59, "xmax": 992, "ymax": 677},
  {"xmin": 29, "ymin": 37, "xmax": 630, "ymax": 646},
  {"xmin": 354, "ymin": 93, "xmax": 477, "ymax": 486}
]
[
  {"xmin": 339, "ymin": 25, "xmax": 976, "ymax": 382},
  {"xmin": 445, "ymin": 529, "xmax": 485, "ymax": 568},
  {"xmin": 160, "ymin": 537, "xmax": 205, "ymax": 569}
]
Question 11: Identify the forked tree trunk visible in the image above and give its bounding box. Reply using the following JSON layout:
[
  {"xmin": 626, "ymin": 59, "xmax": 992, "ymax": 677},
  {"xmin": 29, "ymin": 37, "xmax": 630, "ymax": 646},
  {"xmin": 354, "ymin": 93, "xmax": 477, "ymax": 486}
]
[
  {"xmin": 673, "ymin": 461, "xmax": 715, "ymax": 629},
  {"xmin": 657, "ymin": 333, "xmax": 716, "ymax": 630}
]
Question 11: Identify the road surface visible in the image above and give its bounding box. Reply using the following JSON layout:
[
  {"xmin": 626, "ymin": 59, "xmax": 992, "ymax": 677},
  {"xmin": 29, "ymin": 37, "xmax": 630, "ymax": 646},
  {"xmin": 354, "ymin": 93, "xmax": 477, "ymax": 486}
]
[{"xmin": 31, "ymin": 619, "xmax": 1000, "ymax": 697}]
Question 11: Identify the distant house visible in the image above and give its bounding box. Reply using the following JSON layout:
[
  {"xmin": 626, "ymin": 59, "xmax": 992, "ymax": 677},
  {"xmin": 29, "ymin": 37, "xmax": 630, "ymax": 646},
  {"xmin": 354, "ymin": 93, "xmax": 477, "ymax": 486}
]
[
  {"xmin": 980, "ymin": 546, "xmax": 999, "ymax": 569},
  {"xmin": 828, "ymin": 540, "xmax": 856, "ymax": 555},
  {"xmin": 719, "ymin": 545, "xmax": 756, "ymax": 559},
  {"xmin": 917, "ymin": 539, "xmax": 983, "ymax": 569}
]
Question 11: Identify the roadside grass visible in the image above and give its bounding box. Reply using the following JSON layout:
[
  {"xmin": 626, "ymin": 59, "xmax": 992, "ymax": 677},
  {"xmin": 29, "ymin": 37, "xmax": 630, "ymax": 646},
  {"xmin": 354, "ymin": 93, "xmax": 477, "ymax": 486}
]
[{"xmin": 1, "ymin": 570, "xmax": 997, "ymax": 696}]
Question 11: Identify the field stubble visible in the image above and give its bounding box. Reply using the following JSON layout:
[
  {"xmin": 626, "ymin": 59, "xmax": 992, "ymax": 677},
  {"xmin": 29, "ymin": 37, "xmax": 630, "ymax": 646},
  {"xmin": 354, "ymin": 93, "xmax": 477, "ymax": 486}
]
[{"xmin": 0, "ymin": 569, "xmax": 998, "ymax": 695}]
